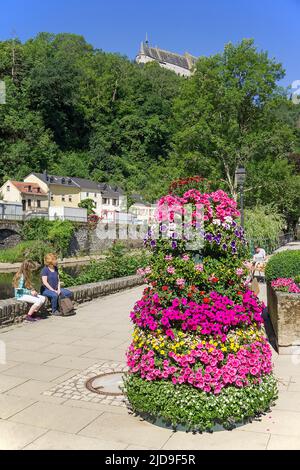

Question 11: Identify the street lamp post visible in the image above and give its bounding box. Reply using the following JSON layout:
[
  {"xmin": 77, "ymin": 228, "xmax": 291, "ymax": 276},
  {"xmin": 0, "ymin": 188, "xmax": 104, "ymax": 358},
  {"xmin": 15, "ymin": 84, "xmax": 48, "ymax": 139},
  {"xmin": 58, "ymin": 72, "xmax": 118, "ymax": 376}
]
[{"xmin": 235, "ymin": 167, "xmax": 246, "ymax": 229}]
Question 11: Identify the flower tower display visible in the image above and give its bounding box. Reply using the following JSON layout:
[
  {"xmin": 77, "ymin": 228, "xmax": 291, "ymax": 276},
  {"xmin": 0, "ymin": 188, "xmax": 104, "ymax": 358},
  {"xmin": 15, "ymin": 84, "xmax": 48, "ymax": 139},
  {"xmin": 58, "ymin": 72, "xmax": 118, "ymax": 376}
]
[{"xmin": 124, "ymin": 178, "xmax": 277, "ymax": 431}]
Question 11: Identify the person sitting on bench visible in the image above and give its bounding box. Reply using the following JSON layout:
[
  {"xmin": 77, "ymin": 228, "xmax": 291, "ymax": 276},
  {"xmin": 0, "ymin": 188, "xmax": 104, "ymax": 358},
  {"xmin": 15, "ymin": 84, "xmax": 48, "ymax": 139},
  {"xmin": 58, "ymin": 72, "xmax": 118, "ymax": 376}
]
[
  {"xmin": 13, "ymin": 261, "xmax": 46, "ymax": 322},
  {"xmin": 41, "ymin": 253, "xmax": 72, "ymax": 316}
]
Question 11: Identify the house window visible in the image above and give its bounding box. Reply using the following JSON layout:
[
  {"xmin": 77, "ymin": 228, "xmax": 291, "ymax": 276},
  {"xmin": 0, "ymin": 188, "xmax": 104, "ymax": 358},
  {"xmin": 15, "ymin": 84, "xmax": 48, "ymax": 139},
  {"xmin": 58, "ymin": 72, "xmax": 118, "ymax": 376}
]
[
  {"xmin": 27, "ymin": 199, "xmax": 31, "ymax": 207},
  {"xmin": 113, "ymin": 199, "xmax": 118, "ymax": 206},
  {"xmin": 69, "ymin": 196, "xmax": 72, "ymax": 202},
  {"xmin": 95, "ymin": 202, "xmax": 97, "ymax": 208},
  {"xmin": 86, "ymin": 192, "xmax": 89, "ymax": 197},
  {"xmin": 6, "ymin": 185, "xmax": 10, "ymax": 192},
  {"xmin": 102, "ymin": 198, "xmax": 108, "ymax": 205},
  {"xmin": 62, "ymin": 195, "xmax": 65, "ymax": 202},
  {"xmin": 94, "ymin": 193, "xmax": 97, "ymax": 198},
  {"xmin": 50, "ymin": 194, "xmax": 54, "ymax": 201},
  {"xmin": 28, "ymin": 185, "xmax": 32, "ymax": 192},
  {"xmin": 37, "ymin": 200, "xmax": 41, "ymax": 208}
]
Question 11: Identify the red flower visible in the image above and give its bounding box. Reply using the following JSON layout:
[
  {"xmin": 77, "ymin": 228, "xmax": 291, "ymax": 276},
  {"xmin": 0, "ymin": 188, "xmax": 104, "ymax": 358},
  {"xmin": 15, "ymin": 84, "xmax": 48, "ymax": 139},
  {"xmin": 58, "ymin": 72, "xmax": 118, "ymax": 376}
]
[
  {"xmin": 162, "ymin": 286, "xmax": 169, "ymax": 291},
  {"xmin": 203, "ymin": 297, "xmax": 210, "ymax": 304}
]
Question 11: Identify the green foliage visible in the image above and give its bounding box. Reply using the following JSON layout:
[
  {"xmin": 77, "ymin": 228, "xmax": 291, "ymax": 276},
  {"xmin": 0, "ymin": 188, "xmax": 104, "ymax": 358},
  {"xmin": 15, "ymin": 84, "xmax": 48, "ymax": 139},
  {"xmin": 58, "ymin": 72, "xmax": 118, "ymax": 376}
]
[
  {"xmin": 0, "ymin": 241, "xmax": 37, "ymax": 263},
  {"xmin": 78, "ymin": 198, "xmax": 96, "ymax": 215},
  {"xmin": 265, "ymin": 250, "xmax": 300, "ymax": 281},
  {"xmin": 47, "ymin": 220, "xmax": 75, "ymax": 257},
  {"xmin": 0, "ymin": 33, "xmax": 181, "ymax": 194},
  {"xmin": 22, "ymin": 218, "xmax": 51, "ymax": 241},
  {"xmin": 22, "ymin": 218, "xmax": 75, "ymax": 257},
  {"xmin": 1, "ymin": 33, "xmax": 300, "ymax": 225},
  {"xmin": 123, "ymin": 374, "xmax": 278, "ymax": 432},
  {"xmin": 22, "ymin": 239, "xmax": 52, "ymax": 265},
  {"xmin": 244, "ymin": 205, "xmax": 285, "ymax": 253},
  {"xmin": 59, "ymin": 247, "xmax": 148, "ymax": 287}
]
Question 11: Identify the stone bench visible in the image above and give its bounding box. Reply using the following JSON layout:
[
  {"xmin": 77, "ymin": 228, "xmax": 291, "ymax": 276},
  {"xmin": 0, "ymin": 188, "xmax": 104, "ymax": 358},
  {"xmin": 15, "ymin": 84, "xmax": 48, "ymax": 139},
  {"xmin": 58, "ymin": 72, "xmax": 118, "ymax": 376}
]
[{"xmin": 0, "ymin": 274, "xmax": 144, "ymax": 327}]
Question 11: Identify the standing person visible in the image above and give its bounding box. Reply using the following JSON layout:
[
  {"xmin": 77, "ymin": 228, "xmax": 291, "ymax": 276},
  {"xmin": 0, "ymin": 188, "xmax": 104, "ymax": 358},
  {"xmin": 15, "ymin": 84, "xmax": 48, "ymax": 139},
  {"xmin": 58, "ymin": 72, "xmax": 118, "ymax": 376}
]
[
  {"xmin": 41, "ymin": 253, "xmax": 72, "ymax": 316},
  {"xmin": 251, "ymin": 246, "xmax": 267, "ymax": 275},
  {"xmin": 13, "ymin": 261, "xmax": 46, "ymax": 322}
]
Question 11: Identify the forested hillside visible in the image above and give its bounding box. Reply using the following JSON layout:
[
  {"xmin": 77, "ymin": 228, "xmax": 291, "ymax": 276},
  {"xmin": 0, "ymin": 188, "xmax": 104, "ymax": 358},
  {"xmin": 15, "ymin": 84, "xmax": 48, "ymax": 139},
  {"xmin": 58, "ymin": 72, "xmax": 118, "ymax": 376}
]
[{"xmin": 0, "ymin": 33, "xmax": 300, "ymax": 225}]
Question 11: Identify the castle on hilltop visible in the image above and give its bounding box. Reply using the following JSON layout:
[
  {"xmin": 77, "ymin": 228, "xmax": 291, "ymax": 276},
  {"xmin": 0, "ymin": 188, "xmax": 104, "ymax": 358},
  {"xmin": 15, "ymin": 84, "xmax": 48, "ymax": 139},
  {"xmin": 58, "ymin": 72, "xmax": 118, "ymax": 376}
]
[{"xmin": 135, "ymin": 40, "xmax": 197, "ymax": 77}]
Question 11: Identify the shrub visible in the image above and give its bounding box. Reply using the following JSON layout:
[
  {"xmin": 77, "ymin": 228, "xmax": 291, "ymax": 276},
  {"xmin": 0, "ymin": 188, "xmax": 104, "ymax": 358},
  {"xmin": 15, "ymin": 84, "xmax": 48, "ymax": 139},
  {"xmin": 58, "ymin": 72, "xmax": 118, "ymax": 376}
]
[
  {"xmin": 265, "ymin": 250, "xmax": 300, "ymax": 281},
  {"xmin": 47, "ymin": 220, "xmax": 75, "ymax": 257},
  {"xmin": 59, "ymin": 248, "xmax": 149, "ymax": 287},
  {"xmin": 23, "ymin": 240, "xmax": 53, "ymax": 265},
  {"xmin": 21, "ymin": 218, "xmax": 75, "ymax": 257},
  {"xmin": 22, "ymin": 218, "xmax": 51, "ymax": 241},
  {"xmin": 0, "ymin": 241, "xmax": 37, "ymax": 263}
]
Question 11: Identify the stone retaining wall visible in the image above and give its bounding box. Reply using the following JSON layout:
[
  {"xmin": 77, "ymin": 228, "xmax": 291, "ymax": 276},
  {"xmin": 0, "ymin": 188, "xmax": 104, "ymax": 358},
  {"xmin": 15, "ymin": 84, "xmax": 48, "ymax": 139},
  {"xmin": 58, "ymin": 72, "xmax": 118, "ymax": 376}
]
[{"xmin": 0, "ymin": 274, "xmax": 144, "ymax": 328}]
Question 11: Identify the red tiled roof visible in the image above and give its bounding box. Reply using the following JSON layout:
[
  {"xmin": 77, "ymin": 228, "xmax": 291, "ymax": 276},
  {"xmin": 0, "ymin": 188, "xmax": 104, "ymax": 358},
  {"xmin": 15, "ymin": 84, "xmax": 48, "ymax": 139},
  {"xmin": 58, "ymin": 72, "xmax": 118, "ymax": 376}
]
[{"xmin": 11, "ymin": 181, "xmax": 47, "ymax": 196}]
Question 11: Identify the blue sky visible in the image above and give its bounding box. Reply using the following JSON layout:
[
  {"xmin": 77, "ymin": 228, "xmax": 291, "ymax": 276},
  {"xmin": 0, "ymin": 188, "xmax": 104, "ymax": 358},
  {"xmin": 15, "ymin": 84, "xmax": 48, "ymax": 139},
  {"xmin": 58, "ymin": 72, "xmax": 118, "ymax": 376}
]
[{"xmin": 0, "ymin": 0, "xmax": 298, "ymax": 87}]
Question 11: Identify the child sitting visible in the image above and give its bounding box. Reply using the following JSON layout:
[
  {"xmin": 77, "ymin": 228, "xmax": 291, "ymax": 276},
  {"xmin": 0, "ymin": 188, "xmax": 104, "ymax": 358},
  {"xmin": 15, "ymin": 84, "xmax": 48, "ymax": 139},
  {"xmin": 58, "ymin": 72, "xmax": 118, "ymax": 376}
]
[{"xmin": 13, "ymin": 261, "xmax": 46, "ymax": 322}]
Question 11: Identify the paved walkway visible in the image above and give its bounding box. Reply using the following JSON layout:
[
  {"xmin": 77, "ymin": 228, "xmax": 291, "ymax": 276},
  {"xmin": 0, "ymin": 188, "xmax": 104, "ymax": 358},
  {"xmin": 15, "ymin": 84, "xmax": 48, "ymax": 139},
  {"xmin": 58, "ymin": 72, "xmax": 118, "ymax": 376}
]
[{"xmin": 0, "ymin": 286, "xmax": 300, "ymax": 450}]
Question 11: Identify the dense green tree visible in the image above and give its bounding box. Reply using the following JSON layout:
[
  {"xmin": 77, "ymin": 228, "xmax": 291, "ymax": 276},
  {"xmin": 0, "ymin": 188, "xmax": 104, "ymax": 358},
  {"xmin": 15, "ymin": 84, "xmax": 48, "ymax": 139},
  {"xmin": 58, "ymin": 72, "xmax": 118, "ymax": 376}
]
[{"xmin": 0, "ymin": 34, "xmax": 299, "ymax": 228}]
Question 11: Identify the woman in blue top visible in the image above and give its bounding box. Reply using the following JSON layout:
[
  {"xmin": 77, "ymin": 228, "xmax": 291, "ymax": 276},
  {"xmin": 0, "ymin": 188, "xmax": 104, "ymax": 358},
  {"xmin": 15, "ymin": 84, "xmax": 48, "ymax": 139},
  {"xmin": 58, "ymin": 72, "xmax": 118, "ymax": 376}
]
[
  {"xmin": 13, "ymin": 261, "xmax": 46, "ymax": 322},
  {"xmin": 41, "ymin": 253, "xmax": 72, "ymax": 316}
]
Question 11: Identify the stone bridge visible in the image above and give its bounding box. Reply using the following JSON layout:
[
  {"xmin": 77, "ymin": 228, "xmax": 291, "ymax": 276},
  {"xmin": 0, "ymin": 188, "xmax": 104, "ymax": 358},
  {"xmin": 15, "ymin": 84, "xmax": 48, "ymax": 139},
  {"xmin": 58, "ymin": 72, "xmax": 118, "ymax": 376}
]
[{"xmin": 0, "ymin": 220, "xmax": 22, "ymax": 249}]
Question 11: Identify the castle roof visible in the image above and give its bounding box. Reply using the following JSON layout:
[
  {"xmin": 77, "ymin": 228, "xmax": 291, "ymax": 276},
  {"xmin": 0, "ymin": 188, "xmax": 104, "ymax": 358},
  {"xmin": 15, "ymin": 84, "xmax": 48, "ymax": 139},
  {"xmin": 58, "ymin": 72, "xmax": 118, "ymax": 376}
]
[{"xmin": 139, "ymin": 42, "xmax": 197, "ymax": 71}]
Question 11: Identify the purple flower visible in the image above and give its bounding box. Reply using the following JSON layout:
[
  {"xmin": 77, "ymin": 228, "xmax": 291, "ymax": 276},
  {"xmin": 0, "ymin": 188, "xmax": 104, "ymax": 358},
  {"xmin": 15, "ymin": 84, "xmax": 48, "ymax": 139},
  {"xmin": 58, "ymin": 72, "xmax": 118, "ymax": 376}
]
[
  {"xmin": 222, "ymin": 243, "xmax": 227, "ymax": 250},
  {"xmin": 171, "ymin": 241, "xmax": 177, "ymax": 249},
  {"xmin": 150, "ymin": 240, "xmax": 156, "ymax": 247},
  {"xmin": 205, "ymin": 233, "xmax": 213, "ymax": 242}
]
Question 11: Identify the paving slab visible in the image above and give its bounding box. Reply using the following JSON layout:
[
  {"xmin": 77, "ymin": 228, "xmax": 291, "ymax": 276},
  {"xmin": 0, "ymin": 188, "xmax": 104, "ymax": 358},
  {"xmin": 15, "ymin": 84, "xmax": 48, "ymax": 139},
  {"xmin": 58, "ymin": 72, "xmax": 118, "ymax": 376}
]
[
  {"xmin": 267, "ymin": 434, "xmax": 300, "ymax": 450},
  {"xmin": 163, "ymin": 429, "xmax": 270, "ymax": 450},
  {"xmin": 237, "ymin": 409, "xmax": 300, "ymax": 437},
  {"xmin": 0, "ymin": 374, "xmax": 28, "ymax": 393},
  {"xmin": 9, "ymin": 401, "xmax": 103, "ymax": 434},
  {"xmin": 3, "ymin": 339, "xmax": 52, "ymax": 352},
  {"xmin": 7, "ymin": 349, "xmax": 60, "ymax": 365},
  {"xmin": 36, "ymin": 334, "xmax": 82, "ymax": 345},
  {"xmin": 41, "ymin": 343, "xmax": 95, "ymax": 356},
  {"xmin": 0, "ymin": 420, "xmax": 46, "ymax": 450},
  {"xmin": 0, "ymin": 394, "xmax": 36, "ymax": 419},
  {"xmin": 5, "ymin": 379, "xmax": 68, "ymax": 402},
  {"xmin": 43, "ymin": 355, "xmax": 98, "ymax": 370},
  {"xmin": 3, "ymin": 363, "xmax": 71, "ymax": 382},
  {"xmin": 23, "ymin": 430, "xmax": 127, "ymax": 450},
  {"xmin": 79, "ymin": 412, "xmax": 173, "ymax": 448}
]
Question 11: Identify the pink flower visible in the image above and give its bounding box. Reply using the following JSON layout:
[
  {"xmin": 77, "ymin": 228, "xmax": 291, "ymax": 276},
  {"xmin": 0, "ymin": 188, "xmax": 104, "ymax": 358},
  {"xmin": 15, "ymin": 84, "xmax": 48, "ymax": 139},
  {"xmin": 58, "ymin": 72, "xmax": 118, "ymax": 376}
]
[
  {"xmin": 236, "ymin": 268, "xmax": 244, "ymax": 276},
  {"xmin": 182, "ymin": 254, "xmax": 190, "ymax": 261},
  {"xmin": 165, "ymin": 255, "xmax": 173, "ymax": 261},
  {"xmin": 176, "ymin": 278, "xmax": 185, "ymax": 287},
  {"xmin": 195, "ymin": 264, "xmax": 204, "ymax": 272},
  {"xmin": 167, "ymin": 266, "xmax": 175, "ymax": 274}
]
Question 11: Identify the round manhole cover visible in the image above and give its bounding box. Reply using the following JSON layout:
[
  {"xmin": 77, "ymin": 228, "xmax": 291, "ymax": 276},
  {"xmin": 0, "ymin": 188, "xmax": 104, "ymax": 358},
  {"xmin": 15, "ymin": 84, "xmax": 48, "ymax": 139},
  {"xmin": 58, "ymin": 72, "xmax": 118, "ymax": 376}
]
[{"xmin": 85, "ymin": 372, "xmax": 124, "ymax": 396}]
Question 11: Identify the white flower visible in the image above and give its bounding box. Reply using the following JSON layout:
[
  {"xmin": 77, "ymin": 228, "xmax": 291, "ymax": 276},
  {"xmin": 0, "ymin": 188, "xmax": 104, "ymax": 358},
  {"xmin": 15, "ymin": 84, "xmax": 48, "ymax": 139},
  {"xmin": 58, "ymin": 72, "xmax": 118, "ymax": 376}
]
[
  {"xmin": 212, "ymin": 218, "xmax": 221, "ymax": 226},
  {"xmin": 224, "ymin": 216, "xmax": 233, "ymax": 224}
]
